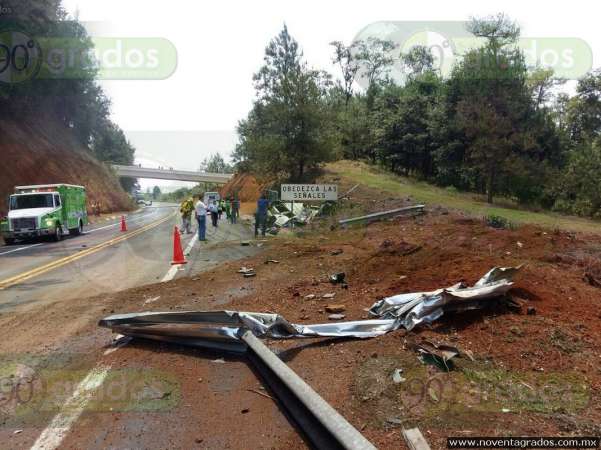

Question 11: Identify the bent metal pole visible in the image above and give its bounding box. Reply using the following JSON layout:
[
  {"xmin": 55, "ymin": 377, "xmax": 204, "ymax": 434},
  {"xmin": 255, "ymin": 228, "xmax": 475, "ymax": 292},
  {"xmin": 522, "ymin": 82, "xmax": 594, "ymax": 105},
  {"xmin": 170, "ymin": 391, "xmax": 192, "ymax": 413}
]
[{"xmin": 240, "ymin": 331, "xmax": 376, "ymax": 450}]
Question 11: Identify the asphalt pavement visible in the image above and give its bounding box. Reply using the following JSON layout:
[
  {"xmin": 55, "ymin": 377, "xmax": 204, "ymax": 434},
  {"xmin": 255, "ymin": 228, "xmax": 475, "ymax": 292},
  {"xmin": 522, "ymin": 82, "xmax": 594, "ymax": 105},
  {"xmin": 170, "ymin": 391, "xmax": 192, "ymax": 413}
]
[{"xmin": 0, "ymin": 204, "xmax": 254, "ymax": 313}]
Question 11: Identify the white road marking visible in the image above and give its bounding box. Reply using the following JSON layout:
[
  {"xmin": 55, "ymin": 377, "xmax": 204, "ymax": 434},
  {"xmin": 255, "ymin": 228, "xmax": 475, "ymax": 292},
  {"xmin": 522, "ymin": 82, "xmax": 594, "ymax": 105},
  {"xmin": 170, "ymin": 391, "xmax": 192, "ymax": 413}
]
[
  {"xmin": 160, "ymin": 234, "xmax": 197, "ymax": 283},
  {"xmin": 29, "ymin": 365, "xmax": 111, "ymax": 450},
  {"xmin": 0, "ymin": 243, "xmax": 43, "ymax": 256},
  {"xmin": 29, "ymin": 208, "xmax": 184, "ymax": 449}
]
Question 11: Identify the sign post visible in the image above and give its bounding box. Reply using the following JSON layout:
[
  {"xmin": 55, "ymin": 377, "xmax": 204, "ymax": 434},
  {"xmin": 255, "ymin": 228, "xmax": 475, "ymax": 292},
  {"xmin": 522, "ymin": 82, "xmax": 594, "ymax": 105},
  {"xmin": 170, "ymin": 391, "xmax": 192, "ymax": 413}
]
[
  {"xmin": 280, "ymin": 184, "xmax": 338, "ymax": 229},
  {"xmin": 280, "ymin": 184, "xmax": 338, "ymax": 202}
]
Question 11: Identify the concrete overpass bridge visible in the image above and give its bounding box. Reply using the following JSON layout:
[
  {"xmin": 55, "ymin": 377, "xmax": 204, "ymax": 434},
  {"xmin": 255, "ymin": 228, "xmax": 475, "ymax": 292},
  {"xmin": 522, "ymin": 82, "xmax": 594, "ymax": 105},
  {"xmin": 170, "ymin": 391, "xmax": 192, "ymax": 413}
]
[{"xmin": 113, "ymin": 165, "xmax": 234, "ymax": 184}]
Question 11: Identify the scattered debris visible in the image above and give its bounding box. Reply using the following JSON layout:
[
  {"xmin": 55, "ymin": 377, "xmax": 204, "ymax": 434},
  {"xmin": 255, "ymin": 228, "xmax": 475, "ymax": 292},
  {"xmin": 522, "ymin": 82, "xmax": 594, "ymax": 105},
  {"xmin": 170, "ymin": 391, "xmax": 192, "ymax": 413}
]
[
  {"xmin": 264, "ymin": 259, "xmax": 280, "ymax": 264},
  {"xmin": 238, "ymin": 267, "xmax": 256, "ymax": 278},
  {"xmin": 247, "ymin": 388, "xmax": 274, "ymax": 401},
  {"xmin": 322, "ymin": 293, "xmax": 336, "ymax": 299},
  {"xmin": 402, "ymin": 427, "xmax": 431, "ymax": 450},
  {"xmin": 392, "ymin": 368, "xmax": 406, "ymax": 384},
  {"xmin": 413, "ymin": 340, "xmax": 461, "ymax": 372},
  {"xmin": 212, "ymin": 358, "xmax": 226, "ymax": 364},
  {"xmin": 369, "ymin": 266, "xmax": 522, "ymax": 330},
  {"xmin": 98, "ymin": 267, "xmax": 521, "ymax": 349},
  {"xmin": 325, "ymin": 304, "xmax": 346, "ymax": 313},
  {"xmin": 328, "ymin": 314, "xmax": 346, "ymax": 320},
  {"xmin": 304, "ymin": 294, "xmax": 316, "ymax": 300},
  {"xmin": 329, "ymin": 272, "xmax": 346, "ymax": 284},
  {"xmin": 13, "ymin": 430, "xmax": 23, "ymax": 435},
  {"xmin": 330, "ymin": 249, "xmax": 344, "ymax": 256},
  {"xmin": 386, "ymin": 417, "xmax": 403, "ymax": 426},
  {"xmin": 143, "ymin": 296, "xmax": 161, "ymax": 305}
]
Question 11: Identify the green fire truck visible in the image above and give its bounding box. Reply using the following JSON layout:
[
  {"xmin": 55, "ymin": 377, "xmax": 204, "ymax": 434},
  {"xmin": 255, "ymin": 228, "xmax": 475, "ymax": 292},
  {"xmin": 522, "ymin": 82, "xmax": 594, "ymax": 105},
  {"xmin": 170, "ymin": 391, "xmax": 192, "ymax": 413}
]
[{"xmin": 1, "ymin": 184, "xmax": 88, "ymax": 245}]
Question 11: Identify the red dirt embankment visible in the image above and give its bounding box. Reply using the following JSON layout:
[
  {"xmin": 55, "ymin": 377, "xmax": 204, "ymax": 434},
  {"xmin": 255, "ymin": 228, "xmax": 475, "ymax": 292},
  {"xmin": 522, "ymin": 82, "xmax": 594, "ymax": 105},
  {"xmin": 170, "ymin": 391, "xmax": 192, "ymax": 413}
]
[
  {"xmin": 0, "ymin": 114, "xmax": 132, "ymax": 215},
  {"xmin": 219, "ymin": 172, "xmax": 271, "ymax": 214}
]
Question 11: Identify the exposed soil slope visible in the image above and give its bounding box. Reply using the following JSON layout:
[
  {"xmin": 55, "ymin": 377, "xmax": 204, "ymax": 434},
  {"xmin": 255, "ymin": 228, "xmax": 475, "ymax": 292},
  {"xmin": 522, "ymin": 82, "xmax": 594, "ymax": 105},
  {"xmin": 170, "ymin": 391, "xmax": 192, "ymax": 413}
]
[
  {"xmin": 0, "ymin": 114, "xmax": 132, "ymax": 214},
  {"xmin": 3, "ymin": 181, "xmax": 601, "ymax": 448}
]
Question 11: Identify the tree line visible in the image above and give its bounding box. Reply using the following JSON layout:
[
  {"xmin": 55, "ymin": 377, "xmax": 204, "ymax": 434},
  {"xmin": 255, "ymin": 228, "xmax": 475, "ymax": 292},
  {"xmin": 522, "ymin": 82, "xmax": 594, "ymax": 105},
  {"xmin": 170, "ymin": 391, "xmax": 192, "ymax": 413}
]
[
  {"xmin": 1, "ymin": 0, "xmax": 136, "ymax": 190},
  {"xmin": 234, "ymin": 15, "xmax": 601, "ymax": 218}
]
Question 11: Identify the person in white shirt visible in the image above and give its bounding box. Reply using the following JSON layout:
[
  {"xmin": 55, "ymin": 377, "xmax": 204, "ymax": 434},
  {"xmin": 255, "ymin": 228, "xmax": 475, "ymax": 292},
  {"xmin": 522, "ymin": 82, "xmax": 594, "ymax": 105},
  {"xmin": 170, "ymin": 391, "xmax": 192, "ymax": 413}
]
[{"xmin": 195, "ymin": 196, "xmax": 207, "ymax": 241}]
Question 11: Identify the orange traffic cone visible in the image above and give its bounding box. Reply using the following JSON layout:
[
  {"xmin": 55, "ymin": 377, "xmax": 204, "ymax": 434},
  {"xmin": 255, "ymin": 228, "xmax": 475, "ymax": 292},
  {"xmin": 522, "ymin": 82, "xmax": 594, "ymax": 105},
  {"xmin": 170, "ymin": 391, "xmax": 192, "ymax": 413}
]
[
  {"xmin": 171, "ymin": 226, "xmax": 187, "ymax": 265},
  {"xmin": 120, "ymin": 215, "xmax": 127, "ymax": 232}
]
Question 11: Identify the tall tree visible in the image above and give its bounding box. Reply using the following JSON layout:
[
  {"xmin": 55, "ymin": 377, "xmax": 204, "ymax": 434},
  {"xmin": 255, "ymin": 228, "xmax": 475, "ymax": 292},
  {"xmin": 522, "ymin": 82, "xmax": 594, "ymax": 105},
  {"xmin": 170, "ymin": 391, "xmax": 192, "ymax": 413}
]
[
  {"xmin": 330, "ymin": 41, "xmax": 360, "ymax": 105},
  {"xmin": 234, "ymin": 26, "xmax": 336, "ymax": 180}
]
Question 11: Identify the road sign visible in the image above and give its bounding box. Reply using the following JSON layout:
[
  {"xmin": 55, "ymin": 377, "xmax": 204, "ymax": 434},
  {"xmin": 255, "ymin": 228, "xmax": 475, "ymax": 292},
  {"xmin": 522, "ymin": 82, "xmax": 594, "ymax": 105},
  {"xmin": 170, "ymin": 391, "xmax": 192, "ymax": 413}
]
[{"xmin": 281, "ymin": 184, "xmax": 338, "ymax": 202}]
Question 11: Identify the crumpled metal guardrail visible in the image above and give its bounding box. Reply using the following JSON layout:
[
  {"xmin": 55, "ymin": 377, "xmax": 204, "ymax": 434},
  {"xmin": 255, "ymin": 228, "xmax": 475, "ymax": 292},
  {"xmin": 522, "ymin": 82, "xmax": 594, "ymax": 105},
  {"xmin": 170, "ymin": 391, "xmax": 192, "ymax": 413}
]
[
  {"xmin": 99, "ymin": 266, "xmax": 518, "ymax": 450},
  {"xmin": 338, "ymin": 204, "xmax": 425, "ymax": 226},
  {"xmin": 100, "ymin": 266, "xmax": 519, "ymax": 347}
]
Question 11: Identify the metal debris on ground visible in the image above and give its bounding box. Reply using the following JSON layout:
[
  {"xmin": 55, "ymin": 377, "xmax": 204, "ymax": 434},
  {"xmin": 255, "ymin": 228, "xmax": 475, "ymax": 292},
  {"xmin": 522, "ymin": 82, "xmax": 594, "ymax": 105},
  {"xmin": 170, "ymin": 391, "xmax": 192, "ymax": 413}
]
[
  {"xmin": 368, "ymin": 265, "xmax": 522, "ymax": 331},
  {"xmin": 328, "ymin": 314, "xmax": 346, "ymax": 320},
  {"xmin": 266, "ymin": 200, "xmax": 336, "ymax": 230},
  {"xmin": 411, "ymin": 340, "xmax": 461, "ymax": 372},
  {"xmin": 329, "ymin": 272, "xmax": 346, "ymax": 284},
  {"xmin": 238, "ymin": 267, "xmax": 255, "ymax": 277},
  {"xmin": 99, "ymin": 266, "xmax": 521, "ymax": 349},
  {"xmin": 392, "ymin": 368, "xmax": 406, "ymax": 384}
]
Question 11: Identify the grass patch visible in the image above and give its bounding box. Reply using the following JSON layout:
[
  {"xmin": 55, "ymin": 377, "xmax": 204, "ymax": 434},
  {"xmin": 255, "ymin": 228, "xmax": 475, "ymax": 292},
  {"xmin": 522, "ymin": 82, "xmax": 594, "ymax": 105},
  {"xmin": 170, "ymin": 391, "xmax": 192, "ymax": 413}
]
[{"xmin": 327, "ymin": 160, "xmax": 601, "ymax": 234}]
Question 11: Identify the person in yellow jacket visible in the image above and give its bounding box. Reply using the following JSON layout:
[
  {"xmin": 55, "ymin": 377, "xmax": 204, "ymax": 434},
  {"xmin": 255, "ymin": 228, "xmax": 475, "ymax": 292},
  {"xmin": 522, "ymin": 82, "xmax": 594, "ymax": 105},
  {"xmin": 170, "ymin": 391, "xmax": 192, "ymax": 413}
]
[{"xmin": 179, "ymin": 197, "xmax": 194, "ymax": 234}]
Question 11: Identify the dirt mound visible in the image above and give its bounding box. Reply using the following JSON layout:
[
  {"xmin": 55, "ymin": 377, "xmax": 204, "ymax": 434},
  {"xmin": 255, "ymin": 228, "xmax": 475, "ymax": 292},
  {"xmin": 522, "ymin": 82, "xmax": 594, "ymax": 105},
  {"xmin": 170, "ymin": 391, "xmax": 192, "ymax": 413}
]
[
  {"xmin": 219, "ymin": 173, "xmax": 269, "ymax": 203},
  {"xmin": 0, "ymin": 114, "xmax": 132, "ymax": 215}
]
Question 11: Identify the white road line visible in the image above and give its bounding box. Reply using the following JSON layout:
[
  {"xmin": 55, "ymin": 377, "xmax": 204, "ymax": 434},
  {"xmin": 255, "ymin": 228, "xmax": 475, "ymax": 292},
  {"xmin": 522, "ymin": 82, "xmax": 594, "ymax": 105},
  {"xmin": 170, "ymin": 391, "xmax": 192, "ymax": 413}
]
[
  {"xmin": 160, "ymin": 234, "xmax": 197, "ymax": 283},
  {"xmin": 29, "ymin": 365, "xmax": 111, "ymax": 450},
  {"xmin": 29, "ymin": 208, "xmax": 182, "ymax": 450},
  {"xmin": 0, "ymin": 243, "xmax": 43, "ymax": 256}
]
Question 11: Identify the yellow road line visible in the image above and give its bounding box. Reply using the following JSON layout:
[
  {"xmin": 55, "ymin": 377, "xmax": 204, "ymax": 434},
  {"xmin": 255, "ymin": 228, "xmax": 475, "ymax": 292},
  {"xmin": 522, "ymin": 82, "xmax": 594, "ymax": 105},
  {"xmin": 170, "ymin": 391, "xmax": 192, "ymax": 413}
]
[{"xmin": 0, "ymin": 212, "xmax": 176, "ymax": 290}]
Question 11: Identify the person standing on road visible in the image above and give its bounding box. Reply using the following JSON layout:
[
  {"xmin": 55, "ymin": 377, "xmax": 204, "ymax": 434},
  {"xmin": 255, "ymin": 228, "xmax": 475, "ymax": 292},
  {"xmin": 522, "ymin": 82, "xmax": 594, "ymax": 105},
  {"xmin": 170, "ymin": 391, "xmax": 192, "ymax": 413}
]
[
  {"xmin": 255, "ymin": 193, "xmax": 269, "ymax": 237},
  {"xmin": 179, "ymin": 197, "xmax": 194, "ymax": 234},
  {"xmin": 231, "ymin": 197, "xmax": 240, "ymax": 224},
  {"xmin": 209, "ymin": 201, "xmax": 219, "ymax": 228},
  {"xmin": 218, "ymin": 199, "xmax": 224, "ymax": 220},
  {"xmin": 195, "ymin": 195, "xmax": 207, "ymax": 241},
  {"xmin": 225, "ymin": 198, "xmax": 232, "ymax": 223}
]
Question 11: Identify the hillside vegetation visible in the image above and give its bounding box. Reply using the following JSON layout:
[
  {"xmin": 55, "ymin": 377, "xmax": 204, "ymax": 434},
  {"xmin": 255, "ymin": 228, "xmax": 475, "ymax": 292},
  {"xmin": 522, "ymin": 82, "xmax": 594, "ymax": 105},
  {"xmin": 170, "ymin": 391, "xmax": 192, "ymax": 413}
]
[
  {"xmin": 327, "ymin": 160, "xmax": 601, "ymax": 234},
  {"xmin": 234, "ymin": 15, "xmax": 601, "ymax": 220},
  {"xmin": 0, "ymin": 114, "xmax": 132, "ymax": 214}
]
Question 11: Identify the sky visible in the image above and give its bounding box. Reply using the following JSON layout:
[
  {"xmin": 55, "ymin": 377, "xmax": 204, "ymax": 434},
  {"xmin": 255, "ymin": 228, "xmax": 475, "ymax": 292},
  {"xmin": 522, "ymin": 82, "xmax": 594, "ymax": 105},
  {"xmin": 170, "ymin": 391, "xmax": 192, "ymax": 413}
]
[{"xmin": 60, "ymin": 0, "xmax": 601, "ymax": 190}]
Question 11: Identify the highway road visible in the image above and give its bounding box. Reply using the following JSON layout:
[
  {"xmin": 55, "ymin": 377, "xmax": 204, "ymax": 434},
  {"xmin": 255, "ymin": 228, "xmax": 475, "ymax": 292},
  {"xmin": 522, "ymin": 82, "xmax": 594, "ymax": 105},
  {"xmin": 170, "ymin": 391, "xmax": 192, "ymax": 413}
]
[
  {"xmin": 0, "ymin": 204, "xmax": 306, "ymax": 449},
  {"xmin": 0, "ymin": 204, "xmax": 254, "ymax": 313}
]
